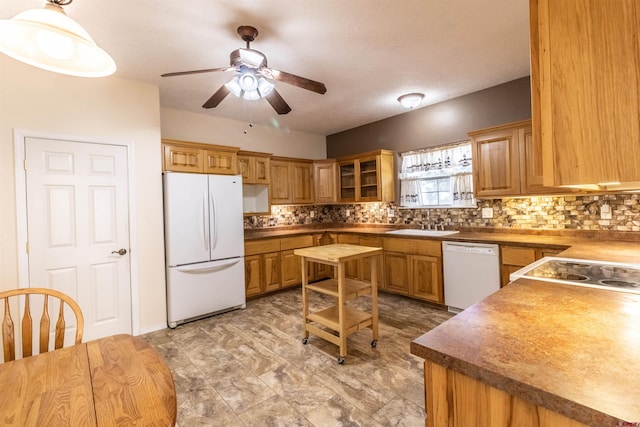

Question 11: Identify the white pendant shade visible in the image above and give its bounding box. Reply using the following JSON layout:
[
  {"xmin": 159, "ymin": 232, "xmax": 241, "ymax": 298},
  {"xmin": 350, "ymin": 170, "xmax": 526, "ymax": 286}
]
[{"xmin": 0, "ymin": 3, "xmax": 116, "ymax": 77}]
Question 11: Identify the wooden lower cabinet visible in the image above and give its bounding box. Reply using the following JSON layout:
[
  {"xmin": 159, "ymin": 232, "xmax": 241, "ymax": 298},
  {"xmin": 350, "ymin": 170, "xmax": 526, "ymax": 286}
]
[
  {"xmin": 337, "ymin": 234, "xmax": 361, "ymax": 280},
  {"xmin": 313, "ymin": 232, "xmax": 337, "ymax": 280},
  {"xmin": 263, "ymin": 252, "xmax": 281, "ymax": 292},
  {"xmin": 384, "ymin": 252, "xmax": 410, "ymax": 295},
  {"xmin": 359, "ymin": 236, "xmax": 384, "ymax": 289},
  {"xmin": 409, "ymin": 255, "xmax": 442, "ymax": 302},
  {"xmin": 281, "ymin": 250, "xmax": 302, "ymax": 288},
  {"xmin": 244, "ymin": 239, "xmax": 282, "ymax": 297},
  {"xmin": 280, "ymin": 235, "xmax": 314, "ymax": 288},
  {"xmin": 245, "ymin": 255, "xmax": 263, "ymax": 297},
  {"xmin": 501, "ymin": 245, "xmax": 564, "ymax": 287},
  {"xmin": 424, "ymin": 361, "xmax": 587, "ymax": 427},
  {"xmin": 383, "ymin": 237, "xmax": 444, "ymax": 304}
]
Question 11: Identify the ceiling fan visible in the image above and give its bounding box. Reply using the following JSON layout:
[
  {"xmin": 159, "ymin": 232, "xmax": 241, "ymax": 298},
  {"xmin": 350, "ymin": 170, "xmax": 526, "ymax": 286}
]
[{"xmin": 161, "ymin": 26, "xmax": 327, "ymax": 115}]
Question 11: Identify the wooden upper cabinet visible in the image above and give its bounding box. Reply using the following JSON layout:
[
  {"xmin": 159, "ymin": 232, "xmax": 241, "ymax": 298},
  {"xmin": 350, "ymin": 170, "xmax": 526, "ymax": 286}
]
[
  {"xmin": 162, "ymin": 139, "xmax": 238, "ymax": 175},
  {"xmin": 338, "ymin": 160, "xmax": 357, "ymax": 202},
  {"xmin": 470, "ymin": 124, "xmax": 522, "ymax": 197},
  {"xmin": 203, "ymin": 149, "xmax": 237, "ymax": 175},
  {"xmin": 531, "ymin": 0, "xmax": 640, "ymax": 188},
  {"xmin": 270, "ymin": 160, "xmax": 292, "ymax": 204},
  {"xmin": 313, "ymin": 160, "xmax": 337, "ymax": 204},
  {"xmin": 470, "ymin": 120, "xmax": 567, "ymax": 197},
  {"xmin": 163, "ymin": 145, "xmax": 202, "ymax": 173},
  {"xmin": 337, "ymin": 150, "xmax": 395, "ymax": 203},
  {"xmin": 291, "ymin": 162, "xmax": 314, "ymax": 204},
  {"xmin": 238, "ymin": 151, "xmax": 271, "ymax": 184},
  {"xmin": 270, "ymin": 158, "xmax": 314, "ymax": 205}
]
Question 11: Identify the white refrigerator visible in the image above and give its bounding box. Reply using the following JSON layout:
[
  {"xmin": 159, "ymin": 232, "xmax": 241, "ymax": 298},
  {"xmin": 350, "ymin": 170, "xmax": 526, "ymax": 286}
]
[{"xmin": 163, "ymin": 172, "xmax": 246, "ymax": 328}]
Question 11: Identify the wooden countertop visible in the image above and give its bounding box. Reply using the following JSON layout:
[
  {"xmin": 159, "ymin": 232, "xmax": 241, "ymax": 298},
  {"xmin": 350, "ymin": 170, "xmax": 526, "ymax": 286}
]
[
  {"xmin": 244, "ymin": 224, "xmax": 640, "ymax": 254},
  {"xmin": 410, "ymin": 278, "xmax": 640, "ymax": 426}
]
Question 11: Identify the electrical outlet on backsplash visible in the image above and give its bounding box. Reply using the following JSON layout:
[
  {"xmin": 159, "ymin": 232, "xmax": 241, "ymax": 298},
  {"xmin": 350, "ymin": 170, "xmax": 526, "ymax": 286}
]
[{"xmin": 243, "ymin": 194, "xmax": 640, "ymax": 232}]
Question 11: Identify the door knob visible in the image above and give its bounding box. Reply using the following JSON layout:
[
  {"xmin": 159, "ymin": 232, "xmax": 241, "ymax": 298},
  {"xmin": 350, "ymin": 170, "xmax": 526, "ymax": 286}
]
[{"xmin": 111, "ymin": 248, "xmax": 127, "ymax": 255}]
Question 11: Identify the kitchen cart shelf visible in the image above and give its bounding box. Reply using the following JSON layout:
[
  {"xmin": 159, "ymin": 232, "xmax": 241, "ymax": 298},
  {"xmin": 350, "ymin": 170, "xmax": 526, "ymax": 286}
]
[
  {"xmin": 294, "ymin": 243, "xmax": 382, "ymax": 364},
  {"xmin": 305, "ymin": 278, "xmax": 372, "ymax": 299},
  {"xmin": 306, "ymin": 306, "xmax": 373, "ymax": 335}
]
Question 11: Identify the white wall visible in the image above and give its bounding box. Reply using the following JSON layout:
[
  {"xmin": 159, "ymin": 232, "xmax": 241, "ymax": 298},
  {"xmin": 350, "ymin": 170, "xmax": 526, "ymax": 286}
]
[
  {"xmin": 0, "ymin": 56, "xmax": 329, "ymax": 335},
  {"xmin": 161, "ymin": 108, "xmax": 327, "ymax": 159},
  {"xmin": 0, "ymin": 56, "xmax": 167, "ymax": 333}
]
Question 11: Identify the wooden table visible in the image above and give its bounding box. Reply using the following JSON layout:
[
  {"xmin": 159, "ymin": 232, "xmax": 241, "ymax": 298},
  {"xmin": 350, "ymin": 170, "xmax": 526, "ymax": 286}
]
[
  {"xmin": 0, "ymin": 334, "xmax": 177, "ymax": 426},
  {"xmin": 294, "ymin": 243, "xmax": 382, "ymax": 364}
]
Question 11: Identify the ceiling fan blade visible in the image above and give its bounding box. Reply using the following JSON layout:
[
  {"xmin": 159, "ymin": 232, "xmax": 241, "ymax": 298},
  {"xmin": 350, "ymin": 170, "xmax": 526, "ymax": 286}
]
[
  {"xmin": 202, "ymin": 85, "xmax": 230, "ymax": 109},
  {"xmin": 265, "ymin": 89, "xmax": 292, "ymax": 115},
  {"xmin": 265, "ymin": 68, "xmax": 326, "ymax": 94},
  {"xmin": 161, "ymin": 67, "xmax": 234, "ymax": 77}
]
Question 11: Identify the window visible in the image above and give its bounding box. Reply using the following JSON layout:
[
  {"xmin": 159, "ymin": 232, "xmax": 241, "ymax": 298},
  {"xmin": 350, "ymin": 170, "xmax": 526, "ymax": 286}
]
[{"xmin": 399, "ymin": 142, "xmax": 476, "ymax": 208}]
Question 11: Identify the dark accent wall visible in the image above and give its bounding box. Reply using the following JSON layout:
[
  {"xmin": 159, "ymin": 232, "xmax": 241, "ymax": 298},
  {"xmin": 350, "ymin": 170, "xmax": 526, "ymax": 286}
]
[{"xmin": 327, "ymin": 77, "xmax": 532, "ymax": 157}]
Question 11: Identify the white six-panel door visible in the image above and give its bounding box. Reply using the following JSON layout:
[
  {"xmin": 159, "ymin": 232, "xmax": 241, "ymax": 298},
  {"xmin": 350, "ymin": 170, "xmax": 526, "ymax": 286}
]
[{"xmin": 24, "ymin": 137, "xmax": 132, "ymax": 342}]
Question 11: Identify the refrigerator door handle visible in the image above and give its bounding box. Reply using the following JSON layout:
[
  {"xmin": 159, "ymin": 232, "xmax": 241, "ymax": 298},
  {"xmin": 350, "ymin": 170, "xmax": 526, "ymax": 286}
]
[
  {"xmin": 210, "ymin": 190, "xmax": 218, "ymax": 251},
  {"xmin": 175, "ymin": 258, "xmax": 241, "ymax": 273},
  {"xmin": 202, "ymin": 193, "xmax": 209, "ymax": 251}
]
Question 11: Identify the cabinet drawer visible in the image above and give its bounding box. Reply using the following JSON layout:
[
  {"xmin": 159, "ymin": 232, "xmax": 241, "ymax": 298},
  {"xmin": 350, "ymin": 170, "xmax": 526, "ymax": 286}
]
[
  {"xmin": 359, "ymin": 236, "xmax": 383, "ymax": 248},
  {"xmin": 245, "ymin": 239, "xmax": 280, "ymax": 256},
  {"xmin": 280, "ymin": 235, "xmax": 314, "ymax": 250},
  {"xmin": 337, "ymin": 234, "xmax": 360, "ymax": 245},
  {"xmin": 501, "ymin": 246, "xmax": 536, "ymax": 266},
  {"xmin": 383, "ymin": 238, "xmax": 442, "ymax": 257}
]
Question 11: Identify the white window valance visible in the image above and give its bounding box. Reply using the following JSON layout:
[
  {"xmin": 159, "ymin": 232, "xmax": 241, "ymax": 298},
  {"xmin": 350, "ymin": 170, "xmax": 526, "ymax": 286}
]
[{"xmin": 400, "ymin": 141, "xmax": 476, "ymax": 207}]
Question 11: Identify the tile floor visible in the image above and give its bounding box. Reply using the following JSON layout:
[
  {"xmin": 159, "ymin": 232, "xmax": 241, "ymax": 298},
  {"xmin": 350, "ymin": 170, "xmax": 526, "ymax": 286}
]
[{"xmin": 142, "ymin": 288, "xmax": 454, "ymax": 426}]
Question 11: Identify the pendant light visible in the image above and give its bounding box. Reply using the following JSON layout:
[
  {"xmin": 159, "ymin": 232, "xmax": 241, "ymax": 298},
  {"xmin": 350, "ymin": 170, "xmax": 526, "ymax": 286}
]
[{"xmin": 0, "ymin": 0, "xmax": 116, "ymax": 77}]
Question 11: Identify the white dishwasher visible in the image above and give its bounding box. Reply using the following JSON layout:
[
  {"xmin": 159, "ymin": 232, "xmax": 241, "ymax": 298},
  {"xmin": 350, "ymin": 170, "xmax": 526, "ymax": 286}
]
[{"xmin": 442, "ymin": 241, "xmax": 500, "ymax": 313}]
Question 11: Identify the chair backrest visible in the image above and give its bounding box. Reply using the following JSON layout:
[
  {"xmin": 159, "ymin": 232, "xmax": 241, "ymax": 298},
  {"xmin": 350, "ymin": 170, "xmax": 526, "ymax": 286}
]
[{"xmin": 0, "ymin": 288, "xmax": 84, "ymax": 362}]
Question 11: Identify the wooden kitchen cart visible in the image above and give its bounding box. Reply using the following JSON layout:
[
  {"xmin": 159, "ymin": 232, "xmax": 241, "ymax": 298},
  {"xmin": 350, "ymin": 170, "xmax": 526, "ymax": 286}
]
[{"xmin": 294, "ymin": 243, "xmax": 382, "ymax": 364}]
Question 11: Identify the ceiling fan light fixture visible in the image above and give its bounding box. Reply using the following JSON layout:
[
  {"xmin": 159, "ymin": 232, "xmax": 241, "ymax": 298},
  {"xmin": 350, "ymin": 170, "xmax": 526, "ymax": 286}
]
[
  {"xmin": 242, "ymin": 89, "xmax": 260, "ymax": 101},
  {"xmin": 238, "ymin": 70, "xmax": 258, "ymax": 92},
  {"xmin": 257, "ymin": 77, "xmax": 274, "ymax": 97},
  {"xmin": 224, "ymin": 76, "xmax": 242, "ymax": 97},
  {"xmin": 398, "ymin": 93, "xmax": 424, "ymax": 109},
  {"xmin": 238, "ymin": 48, "xmax": 266, "ymax": 68},
  {"xmin": 0, "ymin": 0, "xmax": 116, "ymax": 77}
]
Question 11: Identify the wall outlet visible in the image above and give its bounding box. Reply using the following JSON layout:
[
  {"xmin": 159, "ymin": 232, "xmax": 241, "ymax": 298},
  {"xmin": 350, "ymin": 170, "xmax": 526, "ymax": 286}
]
[
  {"xmin": 387, "ymin": 208, "xmax": 395, "ymax": 218},
  {"xmin": 310, "ymin": 210, "xmax": 315, "ymax": 218},
  {"xmin": 346, "ymin": 209, "xmax": 351, "ymax": 217},
  {"xmin": 600, "ymin": 203, "xmax": 612, "ymax": 220},
  {"xmin": 481, "ymin": 207, "xmax": 494, "ymax": 219}
]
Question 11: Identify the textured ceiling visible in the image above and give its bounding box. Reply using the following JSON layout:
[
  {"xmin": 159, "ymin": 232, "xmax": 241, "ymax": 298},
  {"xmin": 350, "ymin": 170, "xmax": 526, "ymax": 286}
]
[{"xmin": 0, "ymin": 0, "xmax": 531, "ymax": 136}]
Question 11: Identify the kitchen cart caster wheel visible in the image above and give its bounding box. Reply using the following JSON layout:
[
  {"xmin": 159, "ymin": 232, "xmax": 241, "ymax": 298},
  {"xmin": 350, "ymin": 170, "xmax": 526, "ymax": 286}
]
[
  {"xmin": 371, "ymin": 340, "xmax": 377, "ymax": 348},
  {"xmin": 337, "ymin": 357, "xmax": 345, "ymax": 365},
  {"xmin": 302, "ymin": 337, "xmax": 308, "ymax": 345}
]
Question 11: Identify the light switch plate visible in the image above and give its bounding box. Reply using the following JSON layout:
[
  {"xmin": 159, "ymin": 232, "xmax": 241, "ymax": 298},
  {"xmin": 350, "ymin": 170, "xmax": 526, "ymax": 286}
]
[
  {"xmin": 481, "ymin": 207, "xmax": 494, "ymax": 219},
  {"xmin": 387, "ymin": 208, "xmax": 395, "ymax": 218},
  {"xmin": 346, "ymin": 209, "xmax": 351, "ymax": 217},
  {"xmin": 310, "ymin": 210, "xmax": 315, "ymax": 218},
  {"xmin": 600, "ymin": 204, "xmax": 612, "ymax": 220}
]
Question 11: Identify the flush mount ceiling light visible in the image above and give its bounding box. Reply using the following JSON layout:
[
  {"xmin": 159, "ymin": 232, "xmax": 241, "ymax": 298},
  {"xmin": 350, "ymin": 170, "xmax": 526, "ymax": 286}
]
[
  {"xmin": 398, "ymin": 93, "xmax": 425, "ymax": 109},
  {"xmin": 0, "ymin": 0, "xmax": 116, "ymax": 77}
]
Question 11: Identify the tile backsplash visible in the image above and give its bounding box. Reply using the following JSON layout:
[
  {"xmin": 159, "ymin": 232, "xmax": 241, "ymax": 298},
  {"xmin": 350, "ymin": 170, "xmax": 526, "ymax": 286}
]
[{"xmin": 244, "ymin": 194, "xmax": 640, "ymax": 232}]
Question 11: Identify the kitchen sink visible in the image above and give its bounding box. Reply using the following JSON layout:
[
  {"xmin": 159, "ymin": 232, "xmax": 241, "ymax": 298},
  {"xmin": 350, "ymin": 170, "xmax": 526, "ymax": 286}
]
[{"xmin": 385, "ymin": 229, "xmax": 460, "ymax": 237}]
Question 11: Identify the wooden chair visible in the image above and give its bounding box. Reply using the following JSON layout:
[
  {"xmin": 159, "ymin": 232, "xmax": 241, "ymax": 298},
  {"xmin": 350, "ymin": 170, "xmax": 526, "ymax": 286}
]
[{"xmin": 0, "ymin": 288, "xmax": 84, "ymax": 362}]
